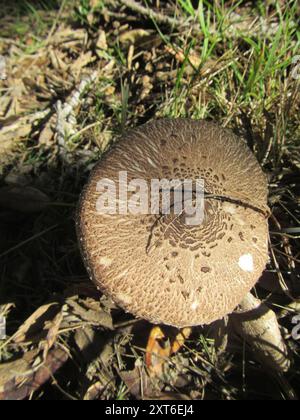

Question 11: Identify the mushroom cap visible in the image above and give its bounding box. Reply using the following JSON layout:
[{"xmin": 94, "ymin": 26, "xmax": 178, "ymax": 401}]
[{"xmin": 77, "ymin": 119, "xmax": 269, "ymax": 328}]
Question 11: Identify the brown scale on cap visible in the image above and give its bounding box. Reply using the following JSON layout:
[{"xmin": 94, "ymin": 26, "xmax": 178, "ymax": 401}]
[{"xmin": 77, "ymin": 119, "xmax": 270, "ymax": 328}]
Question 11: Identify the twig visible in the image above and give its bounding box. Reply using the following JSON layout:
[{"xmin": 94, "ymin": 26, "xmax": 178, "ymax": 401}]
[
  {"xmin": 118, "ymin": 0, "xmax": 183, "ymax": 28},
  {"xmin": 55, "ymin": 71, "xmax": 98, "ymax": 151},
  {"xmin": 1, "ymin": 109, "xmax": 51, "ymax": 134},
  {"xmin": 68, "ymin": 121, "xmax": 102, "ymax": 142},
  {"xmin": 45, "ymin": 0, "xmax": 67, "ymax": 44}
]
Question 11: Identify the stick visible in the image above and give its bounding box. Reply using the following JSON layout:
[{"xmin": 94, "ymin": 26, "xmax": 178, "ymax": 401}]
[
  {"xmin": 55, "ymin": 71, "xmax": 98, "ymax": 150},
  {"xmin": 119, "ymin": 0, "xmax": 183, "ymax": 28}
]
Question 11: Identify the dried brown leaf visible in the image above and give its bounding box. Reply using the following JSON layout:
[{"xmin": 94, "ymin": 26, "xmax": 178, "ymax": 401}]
[
  {"xmin": 70, "ymin": 51, "xmax": 95, "ymax": 76},
  {"xmin": 38, "ymin": 115, "xmax": 56, "ymax": 146},
  {"xmin": 51, "ymin": 26, "xmax": 86, "ymax": 46},
  {"xmin": 119, "ymin": 29, "xmax": 150, "ymax": 45},
  {"xmin": 119, "ymin": 361, "xmax": 161, "ymax": 400},
  {"xmin": 0, "ymin": 110, "xmax": 50, "ymax": 157},
  {"xmin": 41, "ymin": 310, "xmax": 64, "ymax": 359},
  {"xmin": 0, "ymin": 348, "xmax": 68, "ymax": 400},
  {"xmin": 84, "ymin": 381, "xmax": 106, "ymax": 400},
  {"xmin": 14, "ymin": 303, "xmax": 61, "ymax": 344},
  {"xmin": 89, "ymin": 0, "xmax": 100, "ymax": 8},
  {"xmin": 96, "ymin": 30, "xmax": 108, "ymax": 52},
  {"xmin": 48, "ymin": 48, "xmax": 68, "ymax": 71},
  {"xmin": 67, "ymin": 296, "xmax": 113, "ymax": 330}
]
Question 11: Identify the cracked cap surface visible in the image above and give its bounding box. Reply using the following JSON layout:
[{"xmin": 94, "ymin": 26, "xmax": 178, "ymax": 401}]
[{"xmin": 77, "ymin": 119, "xmax": 269, "ymax": 327}]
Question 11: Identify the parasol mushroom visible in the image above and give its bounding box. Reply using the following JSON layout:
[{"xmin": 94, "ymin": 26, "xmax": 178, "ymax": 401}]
[{"xmin": 77, "ymin": 119, "xmax": 289, "ymax": 372}]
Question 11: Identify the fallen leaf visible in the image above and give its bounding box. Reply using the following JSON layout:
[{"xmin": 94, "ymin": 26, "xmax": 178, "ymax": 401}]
[
  {"xmin": 14, "ymin": 303, "xmax": 61, "ymax": 344},
  {"xmin": 119, "ymin": 361, "xmax": 161, "ymax": 400},
  {"xmin": 96, "ymin": 30, "xmax": 108, "ymax": 51},
  {"xmin": 4, "ymin": 78, "xmax": 27, "ymax": 117},
  {"xmin": 41, "ymin": 310, "xmax": 64, "ymax": 359},
  {"xmin": 165, "ymin": 45, "xmax": 201, "ymax": 68},
  {"xmin": 70, "ymin": 52, "xmax": 95, "ymax": 76},
  {"xmin": 119, "ymin": 29, "xmax": 151, "ymax": 45},
  {"xmin": 84, "ymin": 381, "xmax": 106, "ymax": 400},
  {"xmin": 0, "ymin": 348, "xmax": 68, "ymax": 400},
  {"xmin": 74, "ymin": 326, "xmax": 96, "ymax": 355},
  {"xmin": 66, "ymin": 296, "xmax": 113, "ymax": 330},
  {"xmin": 0, "ymin": 109, "xmax": 50, "ymax": 167},
  {"xmin": 48, "ymin": 48, "xmax": 68, "ymax": 71},
  {"xmin": 89, "ymin": 0, "xmax": 100, "ymax": 8},
  {"xmin": 38, "ymin": 116, "xmax": 56, "ymax": 146},
  {"xmin": 51, "ymin": 26, "xmax": 86, "ymax": 46}
]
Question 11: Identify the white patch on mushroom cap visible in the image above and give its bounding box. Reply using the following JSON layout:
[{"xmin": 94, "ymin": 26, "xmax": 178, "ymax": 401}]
[
  {"xmin": 238, "ymin": 254, "xmax": 254, "ymax": 272},
  {"xmin": 223, "ymin": 203, "xmax": 236, "ymax": 214},
  {"xmin": 191, "ymin": 301, "xmax": 199, "ymax": 311},
  {"xmin": 99, "ymin": 257, "xmax": 112, "ymax": 267},
  {"xmin": 116, "ymin": 293, "xmax": 132, "ymax": 305}
]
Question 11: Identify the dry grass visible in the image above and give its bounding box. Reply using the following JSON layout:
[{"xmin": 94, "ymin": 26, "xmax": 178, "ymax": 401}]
[{"xmin": 0, "ymin": 0, "xmax": 299, "ymax": 400}]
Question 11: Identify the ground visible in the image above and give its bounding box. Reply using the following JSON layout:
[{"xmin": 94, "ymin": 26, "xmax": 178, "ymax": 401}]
[{"xmin": 0, "ymin": 0, "xmax": 299, "ymax": 400}]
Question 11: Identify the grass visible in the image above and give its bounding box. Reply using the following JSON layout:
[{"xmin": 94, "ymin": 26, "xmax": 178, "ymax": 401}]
[{"xmin": 0, "ymin": 0, "xmax": 299, "ymax": 400}]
